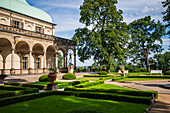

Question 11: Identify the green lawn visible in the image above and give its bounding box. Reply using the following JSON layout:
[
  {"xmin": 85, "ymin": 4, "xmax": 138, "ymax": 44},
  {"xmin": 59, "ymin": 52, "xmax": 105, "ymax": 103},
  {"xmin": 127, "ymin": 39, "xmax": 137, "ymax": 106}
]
[
  {"xmin": 88, "ymin": 84, "xmax": 134, "ymax": 90},
  {"xmin": 76, "ymin": 77, "xmax": 101, "ymax": 81},
  {"xmin": 0, "ymin": 95, "xmax": 148, "ymax": 113},
  {"xmin": 110, "ymin": 72, "xmax": 150, "ymax": 75}
]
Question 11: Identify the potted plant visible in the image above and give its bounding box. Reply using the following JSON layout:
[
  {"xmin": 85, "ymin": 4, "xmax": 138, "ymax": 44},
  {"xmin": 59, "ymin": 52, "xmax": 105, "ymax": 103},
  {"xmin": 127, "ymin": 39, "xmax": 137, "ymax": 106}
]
[
  {"xmin": 48, "ymin": 68, "xmax": 57, "ymax": 84},
  {"xmin": 120, "ymin": 65, "xmax": 125, "ymax": 76},
  {"xmin": 0, "ymin": 74, "xmax": 8, "ymax": 80}
]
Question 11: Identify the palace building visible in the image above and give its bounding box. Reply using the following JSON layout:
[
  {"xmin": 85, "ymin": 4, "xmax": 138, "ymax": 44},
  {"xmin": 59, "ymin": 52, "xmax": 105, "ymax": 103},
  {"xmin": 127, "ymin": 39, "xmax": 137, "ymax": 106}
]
[{"xmin": 0, "ymin": 0, "xmax": 76, "ymax": 75}]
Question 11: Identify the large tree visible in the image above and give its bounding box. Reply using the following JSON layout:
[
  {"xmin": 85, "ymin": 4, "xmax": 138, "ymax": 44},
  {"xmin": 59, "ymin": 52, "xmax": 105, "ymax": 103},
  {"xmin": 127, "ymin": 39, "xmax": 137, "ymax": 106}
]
[
  {"xmin": 162, "ymin": 0, "xmax": 170, "ymax": 35},
  {"xmin": 128, "ymin": 16, "xmax": 166, "ymax": 72},
  {"xmin": 73, "ymin": 0, "xmax": 129, "ymax": 73}
]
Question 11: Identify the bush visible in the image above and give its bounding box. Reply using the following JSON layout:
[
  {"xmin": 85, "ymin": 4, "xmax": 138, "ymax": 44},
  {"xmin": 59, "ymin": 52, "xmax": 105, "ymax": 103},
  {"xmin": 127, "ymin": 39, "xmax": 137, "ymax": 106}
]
[
  {"xmin": 99, "ymin": 71, "xmax": 108, "ymax": 75},
  {"xmin": 67, "ymin": 109, "xmax": 104, "ymax": 113},
  {"xmin": 65, "ymin": 87, "xmax": 158, "ymax": 98},
  {"xmin": 84, "ymin": 75, "xmax": 109, "ymax": 77},
  {"xmin": 62, "ymin": 73, "xmax": 76, "ymax": 80},
  {"xmin": 74, "ymin": 80, "xmax": 104, "ymax": 88},
  {"xmin": 39, "ymin": 74, "xmax": 50, "ymax": 82},
  {"xmin": 164, "ymin": 71, "xmax": 170, "ymax": 75},
  {"xmin": 4, "ymin": 82, "xmax": 46, "ymax": 90}
]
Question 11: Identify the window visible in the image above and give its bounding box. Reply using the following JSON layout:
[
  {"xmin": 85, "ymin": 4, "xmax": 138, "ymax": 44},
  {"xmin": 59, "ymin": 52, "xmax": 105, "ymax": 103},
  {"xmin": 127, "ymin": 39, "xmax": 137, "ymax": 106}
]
[
  {"xmin": 36, "ymin": 58, "xmax": 40, "ymax": 69},
  {"xmin": 37, "ymin": 27, "xmax": 41, "ymax": 33},
  {"xmin": 23, "ymin": 57, "xmax": 27, "ymax": 69},
  {"xmin": 14, "ymin": 21, "xmax": 20, "ymax": 28}
]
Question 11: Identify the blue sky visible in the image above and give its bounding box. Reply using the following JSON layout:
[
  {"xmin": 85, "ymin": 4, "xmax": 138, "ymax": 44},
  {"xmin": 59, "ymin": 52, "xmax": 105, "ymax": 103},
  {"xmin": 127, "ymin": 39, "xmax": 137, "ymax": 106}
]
[{"xmin": 27, "ymin": 0, "xmax": 169, "ymax": 66}]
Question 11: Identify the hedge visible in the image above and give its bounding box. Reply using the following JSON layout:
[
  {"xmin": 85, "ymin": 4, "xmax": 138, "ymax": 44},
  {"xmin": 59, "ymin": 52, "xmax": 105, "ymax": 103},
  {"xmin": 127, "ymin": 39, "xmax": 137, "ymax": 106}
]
[
  {"xmin": 164, "ymin": 71, "xmax": 170, "ymax": 75},
  {"xmin": 74, "ymin": 80, "xmax": 104, "ymax": 88},
  {"xmin": 84, "ymin": 75, "xmax": 109, "ymax": 77},
  {"xmin": 127, "ymin": 76, "xmax": 170, "ymax": 79},
  {"xmin": 65, "ymin": 87, "xmax": 158, "ymax": 98},
  {"xmin": 62, "ymin": 73, "xmax": 76, "ymax": 80},
  {"xmin": 57, "ymin": 80, "xmax": 89, "ymax": 89},
  {"xmin": 39, "ymin": 74, "xmax": 50, "ymax": 82},
  {"xmin": 0, "ymin": 90, "xmax": 152, "ymax": 107},
  {"xmin": 99, "ymin": 71, "xmax": 108, "ymax": 75},
  {"xmin": 4, "ymin": 82, "xmax": 46, "ymax": 90},
  {"xmin": 0, "ymin": 85, "xmax": 39, "ymax": 99}
]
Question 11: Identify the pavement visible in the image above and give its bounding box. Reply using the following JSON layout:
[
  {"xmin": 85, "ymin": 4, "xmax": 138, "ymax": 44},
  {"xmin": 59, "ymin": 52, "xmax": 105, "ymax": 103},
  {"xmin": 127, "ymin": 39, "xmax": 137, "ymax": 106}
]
[{"xmin": 0, "ymin": 73, "xmax": 170, "ymax": 112}]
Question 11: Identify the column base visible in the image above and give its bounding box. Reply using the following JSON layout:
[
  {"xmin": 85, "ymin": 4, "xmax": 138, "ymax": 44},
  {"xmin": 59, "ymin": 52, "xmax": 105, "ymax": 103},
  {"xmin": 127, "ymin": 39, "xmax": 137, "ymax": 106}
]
[
  {"xmin": 10, "ymin": 68, "xmax": 15, "ymax": 75},
  {"xmin": 28, "ymin": 68, "xmax": 33, "ymax": 74}
]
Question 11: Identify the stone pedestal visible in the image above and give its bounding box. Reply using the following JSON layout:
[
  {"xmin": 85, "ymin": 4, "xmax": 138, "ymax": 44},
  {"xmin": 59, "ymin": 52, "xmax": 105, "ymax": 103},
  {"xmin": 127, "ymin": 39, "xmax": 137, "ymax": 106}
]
[
  {"xmin": 47, "ymin": 84, "xmax": 57, "ymax": 90},
  {"xmin": 68, "ymin": 65, "xmax": 74, "ymax": 73}
]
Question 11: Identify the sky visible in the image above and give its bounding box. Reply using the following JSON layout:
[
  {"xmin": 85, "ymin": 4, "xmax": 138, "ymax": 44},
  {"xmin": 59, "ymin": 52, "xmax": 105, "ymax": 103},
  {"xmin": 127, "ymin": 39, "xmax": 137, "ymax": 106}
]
[{"xmin": 27, "ymin": 0, "xmax": 169, "ymax": 66}]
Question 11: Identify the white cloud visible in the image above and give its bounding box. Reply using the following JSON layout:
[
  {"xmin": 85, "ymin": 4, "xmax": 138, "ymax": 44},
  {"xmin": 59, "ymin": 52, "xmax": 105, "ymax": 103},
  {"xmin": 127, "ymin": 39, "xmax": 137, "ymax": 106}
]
[{"xmin": 162, "ymin": 39, "xmax": 170, "ymax": 45}]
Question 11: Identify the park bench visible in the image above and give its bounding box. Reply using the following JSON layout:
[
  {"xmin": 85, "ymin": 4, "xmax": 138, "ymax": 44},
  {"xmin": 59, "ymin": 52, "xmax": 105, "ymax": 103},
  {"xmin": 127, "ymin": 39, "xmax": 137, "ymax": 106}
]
[
  {"xmin": 118, "ymin": 70, "xmax": 128, "ymax": 74},
  {"xmin": 150, "ymin": 70, "xmax": 162, "ymax": 75}
]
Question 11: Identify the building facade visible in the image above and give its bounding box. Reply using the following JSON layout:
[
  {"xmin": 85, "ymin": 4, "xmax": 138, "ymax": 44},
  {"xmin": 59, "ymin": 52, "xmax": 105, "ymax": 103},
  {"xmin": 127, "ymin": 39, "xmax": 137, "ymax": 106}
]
[{"xmin": 0, "ymin": 0, "xmax": 76, "ymax": 75}]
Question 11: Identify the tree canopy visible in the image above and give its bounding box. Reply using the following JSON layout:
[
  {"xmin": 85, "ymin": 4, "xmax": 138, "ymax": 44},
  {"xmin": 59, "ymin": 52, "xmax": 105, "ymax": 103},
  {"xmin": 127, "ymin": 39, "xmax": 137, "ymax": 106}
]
[
  {"xmin": 128, "ymin": 16, "xmax": 166, "ymax": 72},
  {"xmin": 73, "ymin": 0, "xmax": 129, "ymax": 73}
]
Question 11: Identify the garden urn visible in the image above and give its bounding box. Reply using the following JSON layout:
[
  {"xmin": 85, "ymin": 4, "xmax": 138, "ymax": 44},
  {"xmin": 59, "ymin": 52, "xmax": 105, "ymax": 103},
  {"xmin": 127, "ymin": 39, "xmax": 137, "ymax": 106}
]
[
  {"xmin": 121, "ymin": 69, "xmax": 125, "ymax": 76},
  {"xmin": 48, "ymin": 73, "xmax": 57, "ymax": 84}
]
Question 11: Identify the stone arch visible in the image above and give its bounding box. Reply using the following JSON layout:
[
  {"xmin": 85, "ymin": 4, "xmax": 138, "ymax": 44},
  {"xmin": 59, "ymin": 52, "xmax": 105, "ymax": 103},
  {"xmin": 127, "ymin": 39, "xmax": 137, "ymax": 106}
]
[
  {"xmin": 0, "ymin": 38, "xmax": 12, "ymax": 70},
  {"xmin": 15, "ymin": 41, "xmax": 30, "ymax": 54},
  {"xmin": 26, "ymin": 24, "xmax": 32, "ymax": 31},
  {"xmin": 46, "ymin": 45, "xmax": 56, "ymax": 68},
  {"xmin": 32, "ymin": 43, "xmax": 44, "ymax": 55},
  {"xmin": 58, "ymin": 47, "xmax": 66, "ymax": 55}
]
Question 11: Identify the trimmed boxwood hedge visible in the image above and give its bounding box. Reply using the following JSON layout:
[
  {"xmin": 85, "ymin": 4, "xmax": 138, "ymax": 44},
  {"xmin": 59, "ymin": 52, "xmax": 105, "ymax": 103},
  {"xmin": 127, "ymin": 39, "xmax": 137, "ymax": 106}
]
[
  {"xmin": 164, "ymin": 71, "xmax": 170, "ymax": 75},
  {"xmin": 62, "ymin": 73, "xmax": 76, "ymax": 80},
  {"xmin": 84, "ymin": 75, "xmax": 109, "ymax": 77},
  {"xmin": 0, "ymin": 90, "xmax": 152, "ymax": 107},
  {"xmin": 74, "ymin": 80, "xmax": 104, "ymax": 88},
  {"xmin": 4, "ymin": 82, "xmax": 46, "ymax": 90},
  {"xmin": 39, "ymin": 74, "xmax": 50, "ymax": 82},
  {"xmin": 65, "ymin": 87, "xmax": 158, "ymax": 98},
  {"xmin": 0, "ymin": 85, "xmax": 39, "ymax": 99},
  {"xmin": 99, "ymin": 71, "xmax": 108, "ymax": 75}
]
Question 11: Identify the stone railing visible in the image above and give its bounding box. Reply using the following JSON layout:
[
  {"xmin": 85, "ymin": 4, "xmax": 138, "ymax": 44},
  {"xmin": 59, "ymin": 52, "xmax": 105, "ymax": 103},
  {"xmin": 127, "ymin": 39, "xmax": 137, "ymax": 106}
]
[{"xmin": 0, "ymin": 24, "xmax": 54, "ymax": 40}]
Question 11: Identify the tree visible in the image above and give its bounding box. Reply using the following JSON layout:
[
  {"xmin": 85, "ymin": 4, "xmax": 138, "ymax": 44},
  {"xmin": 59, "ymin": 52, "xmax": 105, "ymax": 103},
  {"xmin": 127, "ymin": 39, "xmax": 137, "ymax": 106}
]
[
  {"xmin": 128, "ymin": 16, "xmax": 166, "ymax": 72},
  {"xmin": 162, "ymin": 0, "xmax": 170, "ymax": 35},
  {"xmin": 73, "ymin": 0, "xmax": 129, "ymax": 73},
  {"xmin": 57, "ymin": 52, "xmax": 64, "ymax": 68}
]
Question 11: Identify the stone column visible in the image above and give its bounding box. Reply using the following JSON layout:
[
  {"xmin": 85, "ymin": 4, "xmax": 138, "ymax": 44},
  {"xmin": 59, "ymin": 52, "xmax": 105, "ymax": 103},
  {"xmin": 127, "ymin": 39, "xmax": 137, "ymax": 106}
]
[
  {"xmin": 64, "ymin": 55, "xmax": 66, "ymax": 68},
  {"xmin": 56, "ymin": 53, "xmax": 58, "ymax": 69},
  {"xmin": 54, "ymin": 54, "xmax": 56, "ymax": 69},
  {"xmin": 10, "ymin": 49, "xmax": 15, "ymax": 74},
  {"xmin": 19, "ymin": 53, "xmax": 23, "ymax": 74},
  {"xmin": 28, "ymin": 51, "xmax": 33, "ymax": 74},
  {"xmin": 43, "ymin": 52, "xmax": 47, "ymax": 73}
]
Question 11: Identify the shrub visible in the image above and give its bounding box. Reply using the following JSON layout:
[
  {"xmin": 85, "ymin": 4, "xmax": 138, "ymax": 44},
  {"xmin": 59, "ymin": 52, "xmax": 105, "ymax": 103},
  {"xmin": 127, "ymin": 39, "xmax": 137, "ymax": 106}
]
[
  {"xmin": 74, "ymin": 80, "xmax": 104, "ymax": 88},
  {"xmin": 67, "ymin": 109, "xmax": 104, "ymax": 113},
  {"xmin": 164, "ymin": 71, "xmax": 170, "ymax": 75},
  {"xmin": 84, "ymin": 75, "xmax": 109, "ymax": 77},
  {"xmin": 99, "ymin": 71, "xmax": 108, "ymax": 75},
  {"xmin": 62, "ymin": 73, "xmax": 76, "ymax": 80},
  {"xmin": 39, "ymin": 74, "xmax": 50, "ymax": 82}
]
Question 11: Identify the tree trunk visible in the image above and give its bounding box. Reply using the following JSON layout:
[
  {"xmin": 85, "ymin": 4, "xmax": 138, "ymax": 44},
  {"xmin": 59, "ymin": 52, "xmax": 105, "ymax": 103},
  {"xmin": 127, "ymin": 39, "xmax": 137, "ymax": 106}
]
[
  {"xmin": 107, "ymin": 65, "xmax": 111, "ymax": 74},
  {"xmin": 146, "ymin": 49, "xmax": 150, "ymax": 72}
]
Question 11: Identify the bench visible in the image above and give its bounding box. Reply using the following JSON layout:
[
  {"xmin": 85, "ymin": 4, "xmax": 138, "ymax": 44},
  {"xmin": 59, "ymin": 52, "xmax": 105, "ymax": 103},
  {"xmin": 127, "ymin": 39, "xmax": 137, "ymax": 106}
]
[
  {"xmin": 150, "ymin": 70, "xmax": 162, "ymax": 75},
  {"xmin": 118, "ymin": 70, "xmax": 128, "ymax": 74}
]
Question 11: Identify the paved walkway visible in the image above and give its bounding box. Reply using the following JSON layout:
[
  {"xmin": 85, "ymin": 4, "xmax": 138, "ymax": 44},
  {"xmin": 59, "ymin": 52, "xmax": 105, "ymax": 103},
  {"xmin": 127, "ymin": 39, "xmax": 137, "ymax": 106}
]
[{"xmin": 105, "ymin": 79, "xmax": 170, "ymax": 113}]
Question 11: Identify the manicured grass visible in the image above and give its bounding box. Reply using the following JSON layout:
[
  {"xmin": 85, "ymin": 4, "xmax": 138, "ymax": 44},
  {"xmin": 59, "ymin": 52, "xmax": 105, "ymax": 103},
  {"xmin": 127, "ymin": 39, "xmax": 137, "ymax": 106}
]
[
  {"xmin": 0, "ymin": 95, "xmax": 148, "ymax": 113},
  {"xmin": 110, "ymin": 72, "xmax": 150, "ymax": 75},
  {"xmin": 0, "ymin": 90, "xmax": 13, "ymax": 94},
  {"xmin": 88, "ymin": 84, "xmax": 134, "ymax": 90}
]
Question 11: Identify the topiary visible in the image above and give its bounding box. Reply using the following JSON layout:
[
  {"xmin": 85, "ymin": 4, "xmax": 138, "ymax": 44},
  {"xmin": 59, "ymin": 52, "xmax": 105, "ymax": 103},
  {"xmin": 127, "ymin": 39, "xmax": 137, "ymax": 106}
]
[
  {"xmin": 164, "ymin": 71, "xmax": 170, "ymax": 75},
  {"xmin": 62, "ymin": 73, "xmax": 76, "ymax": 80},
  {"xmin": 39, "ymin": 74, "xmax": 50, "ymax": 82},
  {"xmin": 99, "ymin": 71, "xmax": 108, "ymax": 75}
]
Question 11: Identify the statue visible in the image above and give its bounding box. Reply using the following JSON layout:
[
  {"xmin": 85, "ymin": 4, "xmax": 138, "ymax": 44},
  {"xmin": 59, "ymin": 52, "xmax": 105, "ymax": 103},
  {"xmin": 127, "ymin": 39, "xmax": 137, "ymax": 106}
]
[{"xmin": 69, "ymin": 52, "xmax": 73, "ymax": 65}]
